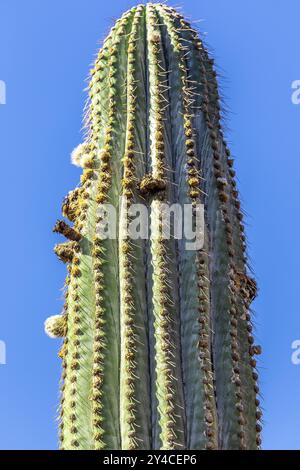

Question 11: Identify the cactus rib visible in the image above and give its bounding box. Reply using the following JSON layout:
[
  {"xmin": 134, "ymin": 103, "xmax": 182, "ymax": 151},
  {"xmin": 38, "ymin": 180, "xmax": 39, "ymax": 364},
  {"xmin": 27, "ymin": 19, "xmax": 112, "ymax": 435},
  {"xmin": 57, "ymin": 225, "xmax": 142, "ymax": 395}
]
[{"xmin": 119, "ymin": 5, "xmax": 152, "ymax": 450}]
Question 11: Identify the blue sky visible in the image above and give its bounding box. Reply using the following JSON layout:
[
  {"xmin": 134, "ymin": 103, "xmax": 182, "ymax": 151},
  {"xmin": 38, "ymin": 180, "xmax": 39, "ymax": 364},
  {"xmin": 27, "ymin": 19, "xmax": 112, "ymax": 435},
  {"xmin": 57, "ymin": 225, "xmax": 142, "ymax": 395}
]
[{"xmin": 0, "ymin": 0, "xmax": 299, "ymax": 450}]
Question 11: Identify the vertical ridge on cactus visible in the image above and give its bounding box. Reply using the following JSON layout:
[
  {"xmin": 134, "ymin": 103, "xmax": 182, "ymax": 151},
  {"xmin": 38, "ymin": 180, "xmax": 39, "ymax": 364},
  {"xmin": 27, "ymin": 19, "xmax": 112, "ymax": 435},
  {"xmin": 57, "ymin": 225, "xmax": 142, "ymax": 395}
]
[{"xmin": 48, "ymin": 3, "xmax": 262, "ymax": 450}]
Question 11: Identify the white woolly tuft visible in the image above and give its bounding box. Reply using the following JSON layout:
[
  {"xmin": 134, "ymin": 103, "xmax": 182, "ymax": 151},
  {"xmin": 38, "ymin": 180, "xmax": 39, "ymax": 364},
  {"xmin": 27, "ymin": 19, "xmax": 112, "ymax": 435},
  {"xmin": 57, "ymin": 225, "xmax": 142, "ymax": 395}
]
[
  {"xmin": 71, "ymin": 143, "xmax": 86, "ymax": 167},
  {"xmin": 97, "ymin": 149, "xmax": 106, "ymax": 160},
  {"xmin": 44, "ymin": 315, "xmax": 65, "ymax": 339},
  {"xmin": 81, "ymin": 153, "xmax": 93, "ymax": 168}
]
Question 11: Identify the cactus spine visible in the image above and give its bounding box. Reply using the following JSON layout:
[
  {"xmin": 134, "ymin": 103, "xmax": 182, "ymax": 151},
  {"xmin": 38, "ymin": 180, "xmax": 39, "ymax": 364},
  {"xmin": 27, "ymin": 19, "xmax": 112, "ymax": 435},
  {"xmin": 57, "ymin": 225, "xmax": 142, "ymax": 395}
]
[{"xmin": 48, "ymin": 4, "xmax": 262, "ymax": 450}]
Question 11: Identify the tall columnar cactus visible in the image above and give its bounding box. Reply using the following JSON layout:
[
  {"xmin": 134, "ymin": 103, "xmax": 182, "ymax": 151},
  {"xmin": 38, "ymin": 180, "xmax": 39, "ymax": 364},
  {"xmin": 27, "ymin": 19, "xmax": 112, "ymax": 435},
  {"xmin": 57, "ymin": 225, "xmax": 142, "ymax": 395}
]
[{"xmin": 47, "ymin": 3, "xmax": 262, "ymax": 450}]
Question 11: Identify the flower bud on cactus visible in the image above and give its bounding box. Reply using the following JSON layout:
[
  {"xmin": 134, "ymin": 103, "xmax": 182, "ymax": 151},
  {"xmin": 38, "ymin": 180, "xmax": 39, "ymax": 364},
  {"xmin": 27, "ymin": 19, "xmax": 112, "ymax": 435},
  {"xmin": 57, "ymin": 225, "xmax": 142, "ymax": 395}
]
[{"xmin": 44, "ymin": 315, "xmax": 67, "ymax": 338}]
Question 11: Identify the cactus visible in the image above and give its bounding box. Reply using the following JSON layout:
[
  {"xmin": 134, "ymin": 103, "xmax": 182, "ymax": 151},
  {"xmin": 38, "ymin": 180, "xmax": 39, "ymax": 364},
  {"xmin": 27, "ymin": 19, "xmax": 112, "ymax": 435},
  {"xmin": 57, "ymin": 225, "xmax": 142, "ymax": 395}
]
[{"xmin": 47, "ymin": 3, "xmax": 262, "ymax": 450}]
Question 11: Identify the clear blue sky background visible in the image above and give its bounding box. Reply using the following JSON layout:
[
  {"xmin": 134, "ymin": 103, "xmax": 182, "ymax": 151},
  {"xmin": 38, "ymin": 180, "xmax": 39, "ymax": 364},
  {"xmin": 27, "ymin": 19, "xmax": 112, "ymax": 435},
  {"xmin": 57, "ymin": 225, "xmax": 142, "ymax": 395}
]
[{"xmin": 0, "ymin": 0, "xmax": 299, "ymax": 450}]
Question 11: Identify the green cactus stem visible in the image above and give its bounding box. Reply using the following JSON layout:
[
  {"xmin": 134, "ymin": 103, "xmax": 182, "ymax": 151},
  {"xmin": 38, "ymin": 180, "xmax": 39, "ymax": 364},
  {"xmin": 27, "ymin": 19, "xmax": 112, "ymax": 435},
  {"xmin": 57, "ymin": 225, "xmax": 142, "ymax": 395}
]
[{"xmin": 47, "ymin": 3, "xmax": 262, "ymax": 450}]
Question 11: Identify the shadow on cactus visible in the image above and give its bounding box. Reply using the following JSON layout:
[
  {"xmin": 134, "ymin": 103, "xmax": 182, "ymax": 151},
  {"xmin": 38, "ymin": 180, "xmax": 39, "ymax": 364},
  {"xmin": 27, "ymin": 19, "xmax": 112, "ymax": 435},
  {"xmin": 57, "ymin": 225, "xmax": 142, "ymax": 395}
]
[{"xmin": 46, "ymin": 3, "xmax": 262, "ymax": 450}]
